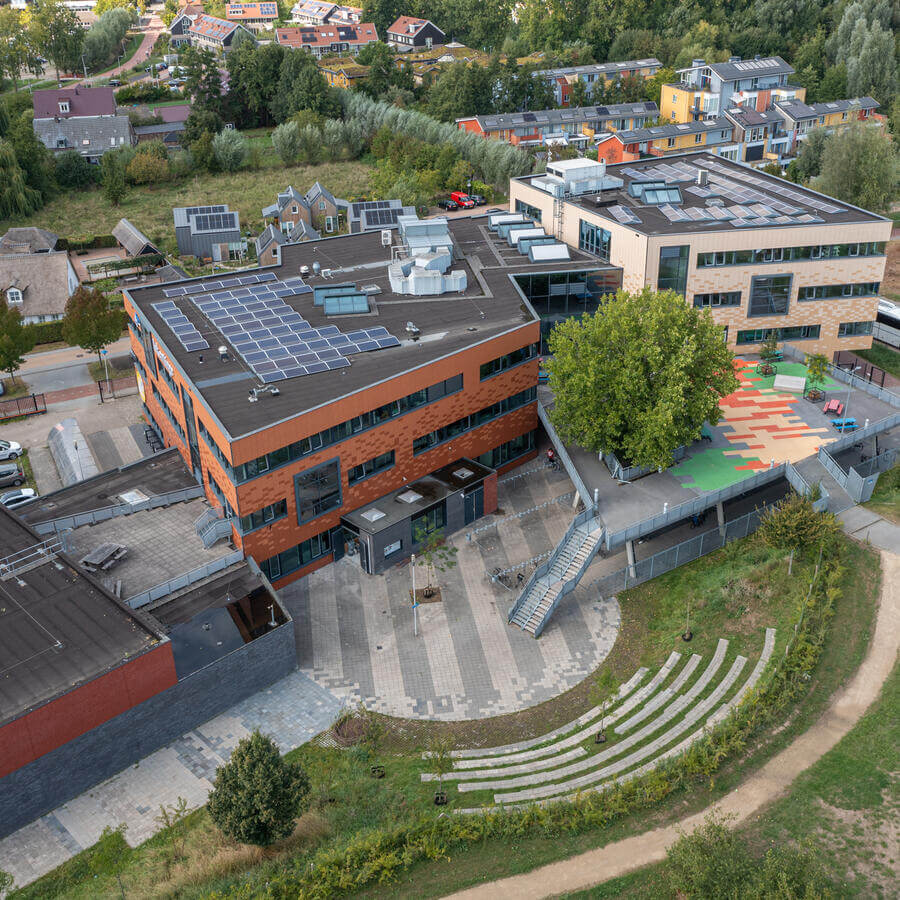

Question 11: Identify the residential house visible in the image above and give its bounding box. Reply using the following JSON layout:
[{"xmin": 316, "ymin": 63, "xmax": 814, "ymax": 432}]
[
  {"xmin": 169, "ymin": 3, "xmax": 204, "ymax": 45},
  {"xmin": 304, "ymin": 182, "xmax": 348, "ymax": 231},
  {"xmin": 773, "ymin": 97, "xmax": 882, "ymax": 156},
  {"xmin": 1, "ymin": 249, "xmax": 79, "ymax": 325},
  {"xmin": 534, "ymin": 59, "xmax": 662, "ymax": 107},
  {"xmin": 0, "ymin": 227, "xmax": 60, "ymax": 255},
  {"xmin": 661, "ymin": 56, "xmax": 801, "ymax": 123},
  {"xmin": 255, "ymin": 219, "xmax": 320, "ymax": 265},
  {"xmin": 188, "ymin": 14, "xmax": 255, "ymax": 53},
  {"xmin": 262, "ymin": 186, "xmax": 313, "ymax": 232},
  {"xmin": 173, "ymin": 205, "xmax": 243, "ymax": 260},
  {"xmin": 457, "ymin": 102, "xmax": 658, "ymax": 148},
  {"xmin": 290, "ymin": 0, "xmax": 335, "ymax": 24},
  {"xmin": 721, "ymin": 107, "xmax": 787, "ymax": 163},
  {"xmin": 112, "ymin": 219, "xmax": 162, "ymax": 258},
  {"xmin": 385, "ymin": 16, "xmax": 445, "ymax": 51},
  {"xmin": 347, "ymin": 199, "xmax": 417, "ymax": 233},
  {"xmin": 328, "ymin": 4, "xmax": 362, "ymax": 24},
  {"xmin": 225, "ymin": 2, "xmax": 279, "ymax": 31},
  {"xmin": 133, "ymin": 103, "xmax": 191, "ymax": 148},
  {"xmin": 32, "ymin": 87, "xmax": 133, "ymax": 163},
  {"xmin": 261, "ymin": 184, "xmax": 347, "ymax": 236},
  {"xmin": 594, "ymin": 117, "xmax": 734, "ymax": 160},
  {"xmin": 320, "ymin": 58, "xmax": 371, "ymax": 88},
  {"xmin": 275, "ymin": 23, "xmax": 377, "ymax": 57}
]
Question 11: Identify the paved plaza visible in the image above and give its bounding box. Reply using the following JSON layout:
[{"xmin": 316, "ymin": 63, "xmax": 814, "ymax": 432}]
[{"xmin": 283, "ymin": 465, "xmax": 622, "ymax": 720}]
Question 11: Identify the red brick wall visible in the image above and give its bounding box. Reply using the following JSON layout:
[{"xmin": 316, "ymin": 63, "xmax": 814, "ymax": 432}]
[
  {"xmin": 483, "ymin": 471, "xmax": 498, "ymax": 514},
  {"xmin": 0, "ymin": 642, "xmax": 177, "ymax": 778}
]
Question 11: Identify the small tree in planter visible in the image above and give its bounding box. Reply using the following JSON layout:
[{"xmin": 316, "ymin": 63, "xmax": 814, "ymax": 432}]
[
  {"xmin": 804, "ymin": 353, "xmax": 829, "ymax": 401},
  {"xmin": 413, "ymin": 523, "xmax": 457, "ymax": 599},
  {"xmin": 428, "ymin": 734, "xmax": 455, "ymax": 805},
  {"xmin": 589, "ymin": 668, "xmax": 620, "ymax": 743},
  {"xmin": 757, "ymin": 332, "xmax": 779, "ymax": 375}
]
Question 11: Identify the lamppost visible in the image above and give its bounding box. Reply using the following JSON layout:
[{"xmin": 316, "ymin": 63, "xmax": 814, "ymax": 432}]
[{"xmin": 845, "ymin": 365, "xmax": 860, "ymax": 418}]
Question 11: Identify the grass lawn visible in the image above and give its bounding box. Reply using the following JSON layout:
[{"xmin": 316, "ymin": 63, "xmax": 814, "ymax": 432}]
[
  {"xmin": 864, "ymin": 464, "xmax": 899, "ymax": 523},
  {"xmin": 0, "ymin": 160, "xmax": 374, "ymax": 244},
  {"xmin": 1, "ymin": 377, "xmax": 31, "ymax": 399},
  {"xmin": 13, "ymin": 531, "xmax": 882, "ymax": 900},
  {"xmin": 87, "ymin": 356, "xmax": 135, "ymax": 382},
  {"xmin": 855, "ymin": 342, "xmax": 900, "ymax": 379}
]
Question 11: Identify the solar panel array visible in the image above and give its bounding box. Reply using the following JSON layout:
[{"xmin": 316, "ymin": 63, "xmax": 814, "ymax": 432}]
[
  {"xmin": 192, "ymin": 212, "xmax": 239, "ymax": 232},
  {"xmin": 151, "ymin": 301, "xmax": 209, "ymax": 352},
  {"xmin": 351, "ymin": 199, "xmax": 392, "ymax": 217},
  {"xmin": 156, "ymin": 271, "xmax": 400, "ymax": 384},
  {"xmin": 362, "ymin": 207, "xmax": 404, "ymax": 227},
  {"xmin": 608, "ymin": 204, "xmax": 641, "ymax": 225}
]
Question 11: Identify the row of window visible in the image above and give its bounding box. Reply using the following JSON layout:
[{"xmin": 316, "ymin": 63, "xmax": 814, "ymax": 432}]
[
  {"xmin": 239, "ymin": 498, "xmax": 288, "ymax": 535},
  {"xmin": 232, "ymin": 374, "xmax": 464, "ymax": 483},
  {"xmin": 838, "ymin": 320, "xmax": 874, "ymax": 337},
  {"xmin": 798, "ymin": 282, "xmax": 880, "ymax": 302},
  {"xmin": 697, "ymin": 242, "xmax": 885, "ymax": 268},
  {"xmin": 198, "ymin": 421, "xmax": 232, "ymax": 471},
  {"xmin": 694, "ymin": 291, "xmax": 741, "ymax": 308},
  {"xmin": 259, "ymin": 529, "xmax": 332, "ymax": 581},
  {"xmin": 480, "ymin": 343, "xmax": 540, "ymax": 380},
  {"xmin": 413, "ymin": 387, "xmax": 537, "ymax": 455},
  {"xmin": 475, "ymin": 429, "xmax": 536, "ymax": 469},
  {"xmin": 579, "ymin": 220, "xmax": 612, "ymax": 262},
  {"xmin": 736, "ymin": 325, "xmax": 821, "ymax": 344},
  {"xmin": 151, "ymin": 383, "xmax": 186, "ymax": 443},
  {"xmin": 348, "ymin": 450, "xmax": 395, "ymax": 485}
]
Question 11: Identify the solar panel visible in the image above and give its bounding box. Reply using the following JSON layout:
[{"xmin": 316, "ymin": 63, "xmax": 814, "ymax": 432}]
[{"xmin": 608, "ymin": 204, "xmax": 641, "ymax": 225}]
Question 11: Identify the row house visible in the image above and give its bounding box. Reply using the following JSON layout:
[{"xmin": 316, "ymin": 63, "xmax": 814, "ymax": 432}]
[
  {"xmin": 225, "ymin": 2, "xmax": 279, "ymax": 31},
  {"xmin": 533, "ymin": 59, "xmax": 662, "ymax": 107},
  {"xmin": 275, "ymin": 22, "xmax": 377, "ymax": 57},
  {"xmin": 385, "ymin": 16, "xmax": 446, "ymax": 51},
  {"xmin": 188, "ymin": 14, "xmax": 255, "ymax": 52}
]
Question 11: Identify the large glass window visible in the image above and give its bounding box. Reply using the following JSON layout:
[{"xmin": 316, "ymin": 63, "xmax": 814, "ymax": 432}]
[
  {"xmin": 348, "ymin": 450, "xmax": 394, "ymax": 485},
  {"xmin": 412, "ymin": 502, "xmax": 446, "ymax": 538},
  {"xmin": 515, "ymin": 199, "xmax": 542, "ymax": 221},
  {"xmin": 260, "ymin": 530, "xmax": 331, "ymax": 580},
  {"xmin": 748, "ymin": 274, "xmax": 791, "ymax": 317},
  {"xmin": 798, "ymin": 282, "xmax": 880, "ymax": 301},
  {"xmin": 693, "ymin": 291, "xmax": 741, "ymax": 308},
  {"xmin": 579, "ymin": 220, "xmax": 611, "ymax": 261},
  {"xmin": 736, "ymin": 325, "xmax": 821, "ymax": 344},
  {"xmin": 838, "ymin": 321, "xmax": 874, "ymax": 337},
  {"xmin": 294, "ymin": 458, "xmax": 341, "ymax": 522},
  {"xmin": 657, "ymin": 246, "xmax": 689, "ymax": 296},
  {"xmin": 239, "ymin": 498, "xmax": 287, "ymax": 534},
  {"xmin": 476, "ymin": 430, "xmax": 537, "ymax": 469}
]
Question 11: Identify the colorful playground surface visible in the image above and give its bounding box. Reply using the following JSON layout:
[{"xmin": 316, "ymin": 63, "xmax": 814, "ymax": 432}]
[{"xmin": 671, "ymin": 358, "xmax": 842, "ymax": 491}]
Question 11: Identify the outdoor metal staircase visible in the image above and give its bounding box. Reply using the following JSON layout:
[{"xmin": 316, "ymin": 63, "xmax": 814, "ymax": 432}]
[{"xmin": 508, "ymin": 507, "xmax": 604, "ymax": 637}]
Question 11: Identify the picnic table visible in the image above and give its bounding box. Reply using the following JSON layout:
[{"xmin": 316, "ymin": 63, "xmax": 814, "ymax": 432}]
[{"xmin": 80, "ymin": 542, "xmax": 128, "ymax": 572}]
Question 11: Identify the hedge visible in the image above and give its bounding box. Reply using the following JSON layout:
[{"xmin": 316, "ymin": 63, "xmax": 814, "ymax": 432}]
[
  {"xmin": 58, "ymin": 235, "xmax": 118, "ymax": 252},
  {"xmin": 212, "ymin": 539, "xmax": 846, "ymax": 899},
  {"xmin": 26, "ymin": 320, "xmax": 65, "ymax": 345}
]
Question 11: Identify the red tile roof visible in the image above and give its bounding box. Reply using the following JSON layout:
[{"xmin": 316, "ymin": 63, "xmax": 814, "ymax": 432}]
[
  {"xmin": 276, "ymin": 22, "xmax": 377, "ymax": 48},
  {"xmin": 189, "ymin": 13, "xmax": 241, "ymax": 39},
  {"xmin": 387, "ymin": 15, "xmax": 431, "ymax": 35},
  {"xmin": 226, "ymin": 2, "xmax": 279, "ymax": 20},
  {"xmin": 33, "ymin": 87, "xmax": 116, "ymax": 119}
]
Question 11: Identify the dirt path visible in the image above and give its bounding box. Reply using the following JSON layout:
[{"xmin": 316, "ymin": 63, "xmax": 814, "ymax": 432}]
[{"xmin": 447, "ymin": 548, "xmax": 899, "ymax": 900}]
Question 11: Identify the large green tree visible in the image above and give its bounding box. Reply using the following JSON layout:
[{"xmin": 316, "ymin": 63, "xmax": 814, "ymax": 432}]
[
  {"xmin": 270, "ymin": 51, "xmax": 339, "ymax": 122},
  {"xmin": 547, "ymin": 288, "xmax": 738, "ymax": 470},
  {"xmin": 0, "ymin": 303, "xmax": 36, "ymax": 385},
  {"xmin": 7, "ymin": 110, "xmax": 55, "ymax": 202},
  {"xmin": 62, "ymin": 285, "xmax": 123, "ymax": 366},
  {"xmin": 0, "ymin": 9, "xmax": 42, "ymax": 92},
  {"xmin": 226, "ymin": 40, "xmax": 285, "ymax": 127},
  {"xmin": 0, "ymin": 138, "xmax": 41, "ymax": 218},
  {"xmin": 30, "ymin": 0, "xmax": 84, "ymax": 85},
  {"xmin": 181, "ymin": 45, "xmax": 224, "ymax": 115},
  {"xmin": 814, "ymin": 123, "xmax": 899, "ymax": 212},
  {"xmin": 207, "ymin": 731, "xmax": 309, "ymax": 847}
]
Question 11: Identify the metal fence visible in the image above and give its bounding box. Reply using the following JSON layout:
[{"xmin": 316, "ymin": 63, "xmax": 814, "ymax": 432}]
[
  {"xmin": 589, "ymin": 505, "xmax": 770, "ymax": 599},
  {"xmin": 832, "ymin": 351, "xmax": 886, "ymax": 388},
  {"xmin": 0, "ymin": 537, "xmax": 65, "ymax": 579},
  {"xmin": 98, "ymin": 375, "xmax": 138, "ymax": 402},
  {"xmin": 0, "ymin": 392, "xmax": 47, "ymax": 423},
  {"xmin": 32, "ymin": 485, "xmax": 205, "ymax": 536},
  {"xmin": 782, "ymin": 343, "xmax": 900, "ymax": 409},
  {"xmin": 603, "ymin": 444, "xmax": 687, "ymax": 483},
  {"xmin": 846, "ymin": 448, "xmax": 897, "ymax": 503},
  {"xmin": 127, "ymin": 548, "xmax": 243, "ymax": 609},
  {"xmin": 874, "ymin": 322, "xmax": 900, "ymax": 350},
  {"xmin": 538, "ymin": 400, "xmax": 592, "ymax": 504}
]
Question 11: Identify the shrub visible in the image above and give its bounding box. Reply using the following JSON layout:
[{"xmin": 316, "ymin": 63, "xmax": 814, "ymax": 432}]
[
  {"xmin": 211, "ymin": 128, "xmax": 247, "ymax": 172},
  {"xmin": 759, "ymin": 492, "xmax": 839, "ymax": 554},
  {"xmin": 126, "ymin": 152, "xmax": 170, "ymax": 184},
  {"xmin": 271, "ymin": 120, "xmax": 299, "ymax": 165},
  {"xmin": 26, "ymin": 320, "xmax": 66, "ymax": 345},
  {"xmin": 208, "ymin": 731, "xmax": 310, "ymax": 847},
  {"xmin": 55, "ymin": 150, "xmax": 97, "ymax": 189}
]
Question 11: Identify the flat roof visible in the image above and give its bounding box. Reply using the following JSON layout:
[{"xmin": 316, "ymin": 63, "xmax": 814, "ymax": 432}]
[
  {"xmin": 0, "ymin": 507, "xmax": 165, "ymax": 727},
  {"xmin": 18, "ymin": 448, "xmax": 197, "ymax": 527},
  {"xmin": 463, "ymin": 102, "xmax": 657, "ymax": 131},
  {"xmin": 125, "ymin": 216, "xmax": 601, "ymax": 441},
  {"xmin": 519, "ymin": 151, "xmax": 887, "ymax": 237}
]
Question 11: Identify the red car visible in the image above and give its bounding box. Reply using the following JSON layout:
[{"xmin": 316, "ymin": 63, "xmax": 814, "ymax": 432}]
[{"xmin": 450, "ymin": 191, "xmax": 475, "ymax": 208}]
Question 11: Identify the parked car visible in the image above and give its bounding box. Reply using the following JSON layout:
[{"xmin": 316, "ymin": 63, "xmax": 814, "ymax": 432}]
[
  {"xmin": 469, "ymin": 194, "xmax": 487, "ymax": 206},
  {"xmin": 450, "ymin": 191, "xmax": 475, "ymax": 208},
  {"xmin": 0, "ymin": 439, "xmax": 22, "ymax": 460},
  {"xmin": 437, "ymin": 199, "xmax": 459, "ymax": 211},
  {"xmin": 1, "ymin": 488, "xmax": 36, "ymax": 509},
  {"xmin": 108, "ymin": 78, "xmax": 122, "ymax": 87},
  {"xmin": 156, "ymin": 61, "xmax": 168, "ymax": 70},
  {"xmin": 0, "ymin": 463, "xmax": 26, "ymax": 489}
]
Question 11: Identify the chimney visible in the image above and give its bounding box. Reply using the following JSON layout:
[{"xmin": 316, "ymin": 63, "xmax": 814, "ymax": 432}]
[{"xmin": 696, "ymin": 169, "xmax": 708, "ymax": 186}]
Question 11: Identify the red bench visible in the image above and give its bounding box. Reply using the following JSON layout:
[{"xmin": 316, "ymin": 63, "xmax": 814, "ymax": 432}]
[{"xmin": 823, "ymin": 399, "xmax": 844, "ymax": 416}]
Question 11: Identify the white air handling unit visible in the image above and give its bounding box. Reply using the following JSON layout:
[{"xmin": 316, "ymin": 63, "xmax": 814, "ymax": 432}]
[
  {"xmin": 532, "ymin": 158, "xmax": 623, "ymax": 198},
  {"xmin": 388, "ymin": 215, "xmax": 467, "ymax": 296},
  {"xmin": 509, "ymin": 226, "xmax": 546, "ymax": 247},
  {"xmin": 528, "ymin": 242, "xmax": 570, "ymax": 262}
]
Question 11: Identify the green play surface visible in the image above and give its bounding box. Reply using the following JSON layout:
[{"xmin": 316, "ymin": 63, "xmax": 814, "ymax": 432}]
[
  {"xmin": 738, "ymin": 362, "xmax": 839, "ymax": 393},
  {"xmin": 670, "ymin": 447, "xmax": 764, "ymax": 491}
]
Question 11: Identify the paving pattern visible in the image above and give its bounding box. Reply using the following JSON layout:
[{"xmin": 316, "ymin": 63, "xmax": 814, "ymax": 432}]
[
  {"xmin": 283, "ymin": 467, "xmax": 621, "ymax": 720},
  {"xmin": 672, "ymin": 358, "xmax": 841, "ymax": 491},
  {"xmin": 0, "ymin": 671, "xmax": 341, "ymax": 888}
]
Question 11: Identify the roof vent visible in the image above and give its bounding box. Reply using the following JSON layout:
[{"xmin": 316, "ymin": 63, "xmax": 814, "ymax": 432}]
[
  {"xmin": 361, "ymin": 508, "xmax": 385, "ymax": 522},
  {"xmin": 397, "ymin": 489, "xmax": 423, "ymax": 504},
  {"xmin": 696, "ymin": 169, "xmax": 709, "ymax": 186}
]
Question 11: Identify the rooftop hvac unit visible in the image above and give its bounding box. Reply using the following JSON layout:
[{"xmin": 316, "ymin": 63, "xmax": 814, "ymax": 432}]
[
  {"xmin": 381, "ymin": 229, "xmax": 392, "ymax": 246},
  {"xmin": 696, "ymin": 169, "xmax": 709, "ymax": 186}
]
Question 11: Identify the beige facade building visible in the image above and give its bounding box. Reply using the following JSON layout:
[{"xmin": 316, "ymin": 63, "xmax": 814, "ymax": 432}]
[{"xmin": 508, "ymin": 153, "xmax": 890, "ymax": 357}]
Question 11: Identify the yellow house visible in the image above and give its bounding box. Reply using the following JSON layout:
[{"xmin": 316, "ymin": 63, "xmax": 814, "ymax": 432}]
[{"xmin": 319, "ymin": 59, "xmax": 371, "ymax": 88}]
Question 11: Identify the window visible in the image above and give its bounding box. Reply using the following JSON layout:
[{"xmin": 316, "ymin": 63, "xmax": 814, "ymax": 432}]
[
  {"xmin": 667, "ymin": 137, "xmax": 676, "ymax": 147},
  {"xmin": 748, "ymin": 274, "xmax": 791, "ymax": 317},
  {"xmin": 239, "ymin": 498, "xmax": 287, "ymax": 534},
  {"xmin": 694, "ymin": 133, "xmax": 703, "ymax": 143},
  {"xmin": 480, "ymin": 343, "xmax": 539, "ymax": 380},
  {"xmin": 295, "ymin": 458, "xmax": 341, "ymax": 522},
  {"xmin": 578, "ymin": 220, "xmax": 611, "ymax": 261},
  {"xmin": 693, "ymin": 291, "xmax": 740, "ymax": 308},
  {"xmin": 798, "ymin": 282, "xmax": 880, "ymax": 301},
  {"xmin": 384, "ymin": 539, "xmax": 402, "ymax": 557},
  {"xmin": 58, "ymin": 101, "xmax": 69, "ymax": 113},
  {"xmin": 6, "ymin": 288, "xmax": 23, "ymax": 305},
  {"xmin": 348, "ymin": 450, "xmax": 394, "ymax": 484},
  {"xmin": 260, "ymin": 530, "xmax": 331, "ymax": 580},
  {"xmin": 412, "ymin": 502, "xmax": 446, "ymax": 538},
  {"xmin": 515, "ymin": 199, "xmax": 542, "ymax": 221},
  {"xmin": 319, "ymin": 200, "xmax": 326, "ymax": 210},
  {"xmin": 476, "ymin": 429, "xmax": 536, "ymax": 468},
  {"xmin": 736, "ymin": 325, "xmax": 821, "ymax": 344},
  {"xmin": 697, "ymin": 242, "xmax": 885, "ymax": 267},
  {"xmin": 325, "ymin": 216, "xmax": 334, "ymax": 233},
  {"xmin": 838, "ymin": 321, "xmax": 874, "ymax": 337},
  {"xmin": 657, "ymin": 246, "xmax": 689, "ymax": 297}
]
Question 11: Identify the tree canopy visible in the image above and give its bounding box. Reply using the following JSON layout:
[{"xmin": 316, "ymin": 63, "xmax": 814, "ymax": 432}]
[
  {"xmin": 62, "ymin": 286, "xmax": 123, "ymax": 365},
  {"xmin": 0, "ymin": 303, "xmax": 36, "ymax": 384},
  {"xmin": 547, "ymin": 288, "xmax": 739, "ymax": 470},
  {"xmin": 29, "ymin": 0, "xmax": 84, "ymax": 84}
]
